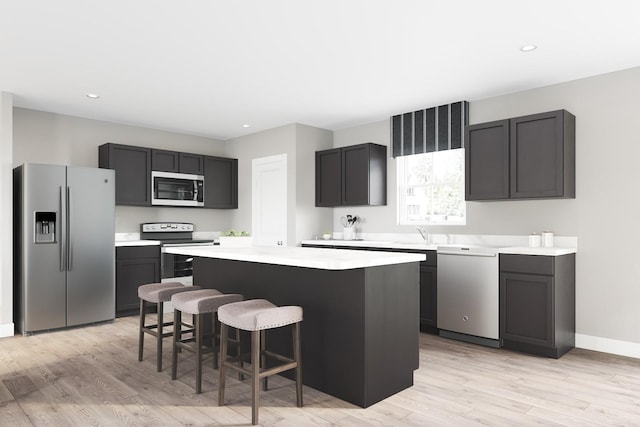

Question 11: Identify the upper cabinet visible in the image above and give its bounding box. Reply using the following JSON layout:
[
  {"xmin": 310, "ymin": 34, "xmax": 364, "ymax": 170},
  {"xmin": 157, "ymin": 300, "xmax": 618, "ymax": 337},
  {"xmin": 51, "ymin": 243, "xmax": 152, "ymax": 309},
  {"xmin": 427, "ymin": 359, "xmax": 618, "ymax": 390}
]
[
  {"xmin": 465, "ymin": 110, "xmax": 575, "ymax": 201},
  {"xmin": 204, "ymin": 156, "xmax": 238, "ymax": 209},
  {"xmin": 99, "ymin": 143, "xmax": 151, "ymax": 206},
  {"xmin": 316, "ymin": 143, "xmax": 387, "ymax": 207},
  {"xmin": 151, "ymin": 149, "xmax": 204, "ymax": 175},
  {"xmin": 100, "ymin": 143, "xmax": 236, "ymax": 209}
]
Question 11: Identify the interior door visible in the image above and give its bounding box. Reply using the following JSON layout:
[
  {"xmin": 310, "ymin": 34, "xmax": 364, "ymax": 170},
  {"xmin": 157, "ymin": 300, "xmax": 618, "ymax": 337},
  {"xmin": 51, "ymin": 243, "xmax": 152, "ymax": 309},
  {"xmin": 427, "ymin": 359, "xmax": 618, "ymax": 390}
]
[
  {"xmin": 252, "ymin": 154, "xmax": 287, "ymax": 246},
  {"xmin": 66, "ymin": 166, "xmax": 116, "ymax": 326}
]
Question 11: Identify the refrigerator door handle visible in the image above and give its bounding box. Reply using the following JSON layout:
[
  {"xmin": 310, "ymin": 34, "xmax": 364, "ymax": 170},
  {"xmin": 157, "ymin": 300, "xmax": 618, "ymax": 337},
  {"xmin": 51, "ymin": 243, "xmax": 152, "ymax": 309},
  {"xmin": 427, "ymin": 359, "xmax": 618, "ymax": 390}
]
[
  {"xmin": 67, "ymin": 186, "xmax": 72, "ymax": 271},
  {"xmin": 60, "ymin": 186, "xmax": 65, "ymax": 271}
]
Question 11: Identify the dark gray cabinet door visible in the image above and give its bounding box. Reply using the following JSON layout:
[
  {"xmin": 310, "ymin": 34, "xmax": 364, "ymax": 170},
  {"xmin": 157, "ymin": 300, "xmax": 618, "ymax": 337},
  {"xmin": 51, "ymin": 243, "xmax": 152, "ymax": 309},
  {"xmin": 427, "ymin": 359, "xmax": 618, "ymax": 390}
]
[
  {"xmin": 315, "ymin": 148, "xmax": 342, "ymax": 207},
  {"xmin": 203, "ymin": 156, "xmax": 238, "ymax": 209},
  {"xmin": 179, "ymin": 153, "xmax": 204, "ymax": 174},
  {"xmin": 465, "ymin": 120, "xmax": 510, "ymax": 200},
  {"xmin": 151, "ymin": 149, "xmax": 180, "ymax": 172},
  {"xmin": 510, "ymin": 110, "xmax": 575, "ymax": 198},
  {"xmin": 419, "ymin": 264, "xmax": 437, "ymax": 333},
  {"xmin": 115, "ymin": 246, "xmax": 160, "ymax": 317},
  {"xmin": 99, "ymin": 143, "xmax": 151, "ymax": 206},
  {"xmin": 342, "ymin": 144, "xmax": 370, "ymax": 205},
  {"xmin": 342, "ymin": 143, "xmax": 387, "ymax": 206},
  {"xmin": 500, "ymin": 272, "xmax": 553, "ymax": 347}
]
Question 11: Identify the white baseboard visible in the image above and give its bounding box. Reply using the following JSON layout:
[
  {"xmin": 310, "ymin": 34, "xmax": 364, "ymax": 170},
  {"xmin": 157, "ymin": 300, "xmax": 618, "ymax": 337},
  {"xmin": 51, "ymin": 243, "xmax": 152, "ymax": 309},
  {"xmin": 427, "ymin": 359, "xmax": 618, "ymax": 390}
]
[
  {"xmin": 576, "ymin": 333, "xmax": 640, "ymax": 359},
  {"xmin": 0, "ymin": 322, "xmax": 14, "ymax": 338}
]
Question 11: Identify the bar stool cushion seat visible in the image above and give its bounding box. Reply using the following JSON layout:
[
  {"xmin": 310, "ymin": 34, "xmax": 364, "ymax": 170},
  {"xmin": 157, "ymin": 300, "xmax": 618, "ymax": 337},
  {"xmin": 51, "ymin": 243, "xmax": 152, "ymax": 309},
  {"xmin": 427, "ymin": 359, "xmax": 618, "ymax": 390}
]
[
  {"xmin": 171, "ymin": 289, "xmax": 244, "ymax": 315},
  {"xmin": 218, "ymin": 299, "xmax": 303, "ymax": 331},
  {"xmin": 138, "ymin": 282, "xmax": 198, "ymax": 303}
]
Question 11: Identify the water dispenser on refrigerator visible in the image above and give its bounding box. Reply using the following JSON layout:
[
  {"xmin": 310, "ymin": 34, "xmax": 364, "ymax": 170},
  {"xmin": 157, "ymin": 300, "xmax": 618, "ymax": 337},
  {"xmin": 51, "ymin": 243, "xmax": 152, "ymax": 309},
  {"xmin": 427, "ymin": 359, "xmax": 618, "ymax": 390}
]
[{"xmin": 34, "ymin": 211, "xmax": 56, "ymax": 243}]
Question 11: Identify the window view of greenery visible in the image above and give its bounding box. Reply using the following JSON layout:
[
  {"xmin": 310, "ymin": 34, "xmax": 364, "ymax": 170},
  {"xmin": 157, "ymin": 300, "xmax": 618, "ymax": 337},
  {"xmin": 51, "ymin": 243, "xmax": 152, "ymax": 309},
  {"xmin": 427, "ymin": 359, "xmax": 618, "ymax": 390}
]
[{"xmin": 397, "ymin": 149, "xmax": 466, "ymax": 225}]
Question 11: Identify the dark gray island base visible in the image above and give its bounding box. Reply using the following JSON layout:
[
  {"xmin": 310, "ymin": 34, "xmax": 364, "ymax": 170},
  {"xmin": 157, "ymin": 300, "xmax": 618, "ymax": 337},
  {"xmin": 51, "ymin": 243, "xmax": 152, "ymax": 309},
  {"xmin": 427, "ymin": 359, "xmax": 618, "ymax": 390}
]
[{"xmin": 193, "ymin": 257, "xmax": 419, "ymax": 408}]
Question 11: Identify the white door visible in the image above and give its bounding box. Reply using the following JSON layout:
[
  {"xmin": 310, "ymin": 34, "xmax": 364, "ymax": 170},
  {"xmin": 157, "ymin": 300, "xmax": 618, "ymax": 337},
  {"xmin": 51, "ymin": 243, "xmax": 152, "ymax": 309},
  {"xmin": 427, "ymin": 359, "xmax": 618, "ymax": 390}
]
[{"xmin": 252, "ymin": 154, "xmax": 287, "ymax": 246}]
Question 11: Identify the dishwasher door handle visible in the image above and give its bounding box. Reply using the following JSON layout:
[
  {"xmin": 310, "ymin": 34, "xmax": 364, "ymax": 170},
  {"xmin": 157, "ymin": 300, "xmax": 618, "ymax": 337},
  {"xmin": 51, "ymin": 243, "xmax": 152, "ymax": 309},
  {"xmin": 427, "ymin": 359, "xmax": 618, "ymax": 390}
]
[{"xmin": 437, "ymin": 251, "xmax": 497, "ymax": 257}]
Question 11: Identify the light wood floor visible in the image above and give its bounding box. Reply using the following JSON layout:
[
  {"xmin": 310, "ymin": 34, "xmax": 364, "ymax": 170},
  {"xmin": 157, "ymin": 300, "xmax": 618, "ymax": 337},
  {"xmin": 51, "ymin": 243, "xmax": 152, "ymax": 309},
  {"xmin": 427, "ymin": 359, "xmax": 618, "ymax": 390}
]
[{"xmin": 2, "ymin": 316, "xmax": 640, "ymax": 426}]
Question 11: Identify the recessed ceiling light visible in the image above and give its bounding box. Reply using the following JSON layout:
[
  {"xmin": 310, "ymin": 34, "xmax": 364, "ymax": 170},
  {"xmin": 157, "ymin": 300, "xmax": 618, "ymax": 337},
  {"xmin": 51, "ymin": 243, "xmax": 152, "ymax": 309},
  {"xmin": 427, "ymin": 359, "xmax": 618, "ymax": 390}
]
[
  {"xmin": 242, "ymin": 124, "xmax": 251, "ymax": 128},
  {"xmin": 86, "ymin": 93, "xmax": 100, "ymax": 99},
  {"xmin": 520, "ymin": 44, "xmax": 537, "ymax": 52}
]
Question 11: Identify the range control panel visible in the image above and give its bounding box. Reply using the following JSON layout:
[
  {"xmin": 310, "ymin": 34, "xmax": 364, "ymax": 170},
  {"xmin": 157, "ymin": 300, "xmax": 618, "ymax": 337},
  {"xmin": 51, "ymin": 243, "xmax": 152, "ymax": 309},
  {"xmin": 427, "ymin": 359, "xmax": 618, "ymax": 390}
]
[{"xmin": 141, "ymin": 222, "xmax": 194, "ymax": 233}]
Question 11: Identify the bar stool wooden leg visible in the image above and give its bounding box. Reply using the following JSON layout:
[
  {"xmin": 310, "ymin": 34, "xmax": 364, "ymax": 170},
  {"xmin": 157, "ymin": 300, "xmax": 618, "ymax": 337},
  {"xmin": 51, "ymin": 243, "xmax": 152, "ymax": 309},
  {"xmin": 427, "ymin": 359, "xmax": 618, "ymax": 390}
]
[
  {"xmin": 156, "ymin": 301, "xmax": 165, "ymax": 372},
  {"xmin": 237, "ymin": 328, "xmax": 244, "ymax": 381},
  {"xmin": 138, "ymin": 299, "xmax": 146, "ymax": 362},
  {"xmin": 294, "ymin": 322, "xmax": 303, "ymax": 407},
  {"xmin": 213, "ymin": 312, "xmax": 219, "ymax": 369},
  {"xmin": 218, "ymin": 323, "xmax": 228, "ymax": 406},
  {"xmin": 251, "ymin": 330, "xmax": 260, "ymax": 426},
  {"xmin": 260, "ymin": 330, "xmax": 267, "ymax": 391},
  {"xmin": 195, "ymin": 313, "xmax": 203, "ymax": 394},
  {"xmin": 171, "ymin": 309, "xmax": 182, "ymax": 380}
]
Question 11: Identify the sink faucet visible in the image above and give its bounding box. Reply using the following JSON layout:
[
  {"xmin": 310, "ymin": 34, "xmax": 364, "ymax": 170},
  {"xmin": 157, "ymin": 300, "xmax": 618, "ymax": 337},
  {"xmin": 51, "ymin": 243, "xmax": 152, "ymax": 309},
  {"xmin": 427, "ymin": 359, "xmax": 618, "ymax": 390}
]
[{"xmin": 416, "ymin": 226, "xmax": 430, "ymax": 243}]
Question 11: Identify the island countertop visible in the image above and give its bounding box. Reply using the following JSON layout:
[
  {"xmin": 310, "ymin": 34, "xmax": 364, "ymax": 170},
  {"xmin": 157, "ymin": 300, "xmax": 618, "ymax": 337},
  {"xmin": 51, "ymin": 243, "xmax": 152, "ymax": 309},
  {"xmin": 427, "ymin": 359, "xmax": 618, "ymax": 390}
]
[{"xmin": 164, "ymin": 245, "xmax": 425, "ymax": 270}]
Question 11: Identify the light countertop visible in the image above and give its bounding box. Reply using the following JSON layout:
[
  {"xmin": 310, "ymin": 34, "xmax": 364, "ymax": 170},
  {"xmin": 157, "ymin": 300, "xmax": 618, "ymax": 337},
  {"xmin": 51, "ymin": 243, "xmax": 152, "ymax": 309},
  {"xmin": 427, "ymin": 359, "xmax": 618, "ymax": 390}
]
[
  {"xmin": 301, "ymin": 239, "xmax": 437, "ymax": 251},
  {"xmin": 163, "ymin": 245, "xmax": 425, "ymax": 270},
  {"xmin": 498, "ymin": 246, "xmax": 577, "ymax": 256},
  {"xmin": 115, "ymin": 240, "xmax": 161, "ymax": 247},
  {"xmin": 300, "ymin": 239, "xmax": 576, "ymax": 256}
]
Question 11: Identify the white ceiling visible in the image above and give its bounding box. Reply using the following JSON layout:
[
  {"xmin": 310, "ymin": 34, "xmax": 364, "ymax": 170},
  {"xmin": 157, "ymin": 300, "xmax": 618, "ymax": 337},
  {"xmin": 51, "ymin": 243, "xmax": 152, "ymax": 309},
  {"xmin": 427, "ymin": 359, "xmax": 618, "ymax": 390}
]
[{"xmin": 2, "ymin": 0, "xmax": 639, "ymax": 140}]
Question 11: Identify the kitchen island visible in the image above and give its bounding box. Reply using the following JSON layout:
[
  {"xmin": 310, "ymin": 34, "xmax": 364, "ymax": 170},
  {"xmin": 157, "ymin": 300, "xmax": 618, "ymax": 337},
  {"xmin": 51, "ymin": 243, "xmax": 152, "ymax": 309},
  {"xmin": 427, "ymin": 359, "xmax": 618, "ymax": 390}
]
[{"xmin": 164, "ymin": 246, "xmax": 425, "ymax": 408}]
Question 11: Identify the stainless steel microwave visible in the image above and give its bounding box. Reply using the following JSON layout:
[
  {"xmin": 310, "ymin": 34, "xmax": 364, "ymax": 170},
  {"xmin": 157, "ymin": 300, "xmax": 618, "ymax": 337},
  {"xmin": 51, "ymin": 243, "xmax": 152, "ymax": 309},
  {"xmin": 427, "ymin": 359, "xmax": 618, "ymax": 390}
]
[{"xmin": 151, "ymin": 171, "xmax": 204, "ymax": 207}]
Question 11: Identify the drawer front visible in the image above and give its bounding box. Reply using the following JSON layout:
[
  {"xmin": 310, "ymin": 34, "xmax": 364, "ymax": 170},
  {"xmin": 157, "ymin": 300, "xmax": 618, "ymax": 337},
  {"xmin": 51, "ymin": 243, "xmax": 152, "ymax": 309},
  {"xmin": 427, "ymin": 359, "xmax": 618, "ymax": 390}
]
[
  {"xmin": 500, "ymin": 254, "xmax": 554, "ymax": 275},
  {"xmin": 116, "ymin": 245, "xmax": 161, "ymax": 260}
]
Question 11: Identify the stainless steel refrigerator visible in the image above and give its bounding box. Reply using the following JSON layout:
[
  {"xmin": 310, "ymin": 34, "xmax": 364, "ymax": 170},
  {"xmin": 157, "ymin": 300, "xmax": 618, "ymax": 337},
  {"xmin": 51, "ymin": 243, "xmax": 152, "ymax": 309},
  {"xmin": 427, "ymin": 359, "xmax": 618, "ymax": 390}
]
[{"xmin": 14, "ymin": 163, "xmax": 116, "ymax": 335}]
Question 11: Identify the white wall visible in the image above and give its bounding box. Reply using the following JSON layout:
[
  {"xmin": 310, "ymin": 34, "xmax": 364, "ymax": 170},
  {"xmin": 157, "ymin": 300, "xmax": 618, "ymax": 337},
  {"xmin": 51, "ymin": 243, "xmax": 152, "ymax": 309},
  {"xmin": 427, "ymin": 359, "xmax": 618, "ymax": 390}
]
[
  {"xmin": 0, "ymin": 92, "xmax": 14, "ymax": 337},
  {"xmin": 332, "ymin": 67, "xmax": 640, "ymax": 349},
  {"xmin": 12, "ymin": 108, "xmax": 232, "ymax": 232}
]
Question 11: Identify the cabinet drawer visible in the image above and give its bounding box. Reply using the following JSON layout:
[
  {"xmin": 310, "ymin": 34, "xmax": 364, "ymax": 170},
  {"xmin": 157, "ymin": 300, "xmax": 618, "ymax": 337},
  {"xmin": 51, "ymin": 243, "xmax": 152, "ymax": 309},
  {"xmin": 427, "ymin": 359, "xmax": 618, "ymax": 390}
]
[
  {"xmin": 116, "ymin": 245, "xmax": 160, "ymax": 260},
  {"xmin": 500, "ymin": 254, "xmax": 554, "ymax": 275}
]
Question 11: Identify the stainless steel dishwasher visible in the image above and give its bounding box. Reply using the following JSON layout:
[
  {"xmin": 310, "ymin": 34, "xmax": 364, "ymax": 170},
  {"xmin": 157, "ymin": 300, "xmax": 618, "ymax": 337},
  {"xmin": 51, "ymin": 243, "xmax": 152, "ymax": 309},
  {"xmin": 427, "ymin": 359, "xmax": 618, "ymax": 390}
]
[{"xmin": 437, "ymin": 245, "xmax": 500, "ymax": 348}]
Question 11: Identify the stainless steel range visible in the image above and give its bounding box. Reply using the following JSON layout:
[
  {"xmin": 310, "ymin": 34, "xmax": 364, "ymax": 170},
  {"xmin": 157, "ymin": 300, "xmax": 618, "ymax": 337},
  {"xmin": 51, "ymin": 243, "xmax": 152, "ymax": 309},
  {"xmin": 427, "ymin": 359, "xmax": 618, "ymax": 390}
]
[{"xmin": 140, "ymin": 222, "xmax": 215, "ymax": 283}]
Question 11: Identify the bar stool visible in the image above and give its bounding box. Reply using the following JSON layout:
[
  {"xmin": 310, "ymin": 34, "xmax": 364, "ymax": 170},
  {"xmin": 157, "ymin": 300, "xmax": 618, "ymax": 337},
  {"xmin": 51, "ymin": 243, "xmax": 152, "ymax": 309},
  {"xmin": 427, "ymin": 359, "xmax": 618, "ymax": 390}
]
[
  {"xmin": 138, "ymin": 282, "xmax": 201, "ymax": 372},
  {"xmin": 171, "ymin": 289, "xmax": 244, "ymax": 393},
  {"xmin": 218, "ymin": 299, "xmax": 303, "ymax": 425}
]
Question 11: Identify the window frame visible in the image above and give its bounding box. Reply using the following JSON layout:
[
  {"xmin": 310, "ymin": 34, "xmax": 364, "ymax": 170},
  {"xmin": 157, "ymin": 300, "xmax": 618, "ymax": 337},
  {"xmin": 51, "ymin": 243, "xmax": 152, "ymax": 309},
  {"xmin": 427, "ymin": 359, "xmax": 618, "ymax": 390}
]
[{"xmin": 397, "ymin": 149, "xmax": 466, "ymax": 226}]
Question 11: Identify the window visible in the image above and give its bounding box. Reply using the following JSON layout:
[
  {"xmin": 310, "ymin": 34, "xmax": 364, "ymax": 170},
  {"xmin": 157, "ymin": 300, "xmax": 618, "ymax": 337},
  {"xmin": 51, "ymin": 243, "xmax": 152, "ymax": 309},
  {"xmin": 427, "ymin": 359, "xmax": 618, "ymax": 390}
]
[{"xmin": 397, "ymin": 149, "xmax": 466, "ymax": 225}]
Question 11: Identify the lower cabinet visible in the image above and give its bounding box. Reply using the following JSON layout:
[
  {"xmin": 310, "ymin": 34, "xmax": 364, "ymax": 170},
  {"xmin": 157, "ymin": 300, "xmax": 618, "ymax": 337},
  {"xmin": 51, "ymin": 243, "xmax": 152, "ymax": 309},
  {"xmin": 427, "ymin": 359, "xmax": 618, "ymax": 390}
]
[
  {"xmin": 499, "ymin": 253, "xmax": 575, "ymax": 358},
  {"xmin": 116, "ymin": 245, "xmax": 161, "ymax": 317},
  {"xmin": 419, "ymin": 263, "xmax": 437, "ymax": 334}
]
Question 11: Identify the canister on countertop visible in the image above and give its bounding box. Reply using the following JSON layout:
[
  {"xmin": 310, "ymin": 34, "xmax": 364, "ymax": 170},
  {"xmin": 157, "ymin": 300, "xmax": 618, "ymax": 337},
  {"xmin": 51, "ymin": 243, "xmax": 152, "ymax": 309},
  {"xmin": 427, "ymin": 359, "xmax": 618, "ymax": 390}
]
[
  {"xmin": 343, "ymin": 227, "xmax": 354, "ymax": 241},
  {"xmin": 529, "ymin": 233, "xmax": 541, "ymax": 248},
  {"xmin": 541, "ymin": 230, "xmax": 554, "ymax": 248}
]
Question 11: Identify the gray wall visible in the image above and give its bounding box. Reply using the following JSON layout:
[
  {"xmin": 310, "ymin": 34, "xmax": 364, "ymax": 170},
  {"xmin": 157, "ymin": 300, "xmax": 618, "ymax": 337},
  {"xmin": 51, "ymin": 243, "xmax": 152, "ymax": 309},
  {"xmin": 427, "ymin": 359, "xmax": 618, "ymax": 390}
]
[
  {"xmin": 0, "ymin": 92, "xmax": 13, "ymax": 335},
  {"xmin": 225, "ymin": 123, "xmax": 333, "ymax": 244},
  {"xmin": 332, "ymin": 66, "xmax": 640, "ymax": 346},
  {"xmin": 12, "ymin": 108, "xmax": 232, "ymax": 232}
]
